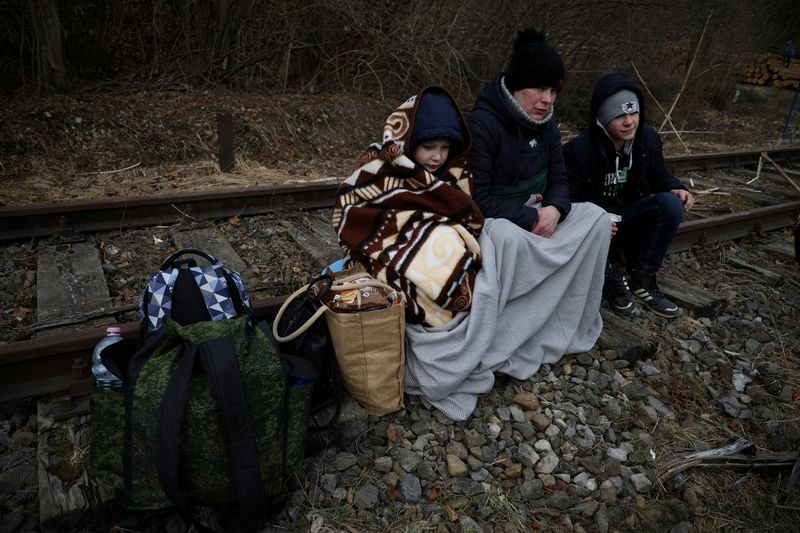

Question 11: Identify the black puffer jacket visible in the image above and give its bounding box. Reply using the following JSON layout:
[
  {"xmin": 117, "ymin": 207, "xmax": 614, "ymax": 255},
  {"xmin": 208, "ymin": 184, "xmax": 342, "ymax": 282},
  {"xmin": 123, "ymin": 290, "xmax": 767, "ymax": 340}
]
[
  {"xmin": 467, "ymin": 75, "xmax": 572, "ymax": 230},
  {"xmin": 564, "ymin": 72, "xmax": 686, "ymax": 212}
]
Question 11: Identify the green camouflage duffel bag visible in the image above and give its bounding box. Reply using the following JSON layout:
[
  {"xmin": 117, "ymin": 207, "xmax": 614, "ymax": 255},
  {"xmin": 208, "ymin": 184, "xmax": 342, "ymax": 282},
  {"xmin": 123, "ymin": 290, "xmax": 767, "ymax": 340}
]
[{"xmin": 90, "ymin": 315, "xmax": 315, "ymax": 528}]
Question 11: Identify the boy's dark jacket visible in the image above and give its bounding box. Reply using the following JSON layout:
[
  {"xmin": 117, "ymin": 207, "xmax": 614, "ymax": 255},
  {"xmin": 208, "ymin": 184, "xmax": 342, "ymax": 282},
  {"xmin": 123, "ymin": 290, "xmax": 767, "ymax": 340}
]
[
  {"xmin": 467, "ymin": 75, "xmax": 572, "ymax": 230},
  {"xmin": 564, "ymin": 72, "xmax": 686, "ymax": 212}
]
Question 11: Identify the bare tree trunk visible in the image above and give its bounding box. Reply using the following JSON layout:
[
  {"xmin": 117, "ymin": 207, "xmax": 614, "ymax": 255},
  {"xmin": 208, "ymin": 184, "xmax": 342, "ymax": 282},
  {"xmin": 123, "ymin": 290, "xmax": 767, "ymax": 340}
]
[{"xmin": 28, "ymin": 0, "xmax": 67, "ymax": 91}]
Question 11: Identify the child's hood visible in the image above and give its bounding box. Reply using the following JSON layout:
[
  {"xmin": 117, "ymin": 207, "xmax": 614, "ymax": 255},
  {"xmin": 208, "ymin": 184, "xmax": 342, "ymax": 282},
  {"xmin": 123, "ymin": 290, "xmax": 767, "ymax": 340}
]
[{"xmin": 381, "ymin": 86, "xmax": 471, "ymax": 160}]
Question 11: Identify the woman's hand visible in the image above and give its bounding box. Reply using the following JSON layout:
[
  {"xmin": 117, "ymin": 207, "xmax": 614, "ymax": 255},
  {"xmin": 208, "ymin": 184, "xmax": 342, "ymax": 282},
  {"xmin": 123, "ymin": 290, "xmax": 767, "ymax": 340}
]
[
  {"xmin": 531, "ymin": 205, "xmax": 561, "ymax": 238},
  {"xmin": 611, "ymin": 221, "xmax": 618, "ymax": 237},
  {"xmin": 671, "ymin": 189, "xmax": 695, "ymax": 212}
]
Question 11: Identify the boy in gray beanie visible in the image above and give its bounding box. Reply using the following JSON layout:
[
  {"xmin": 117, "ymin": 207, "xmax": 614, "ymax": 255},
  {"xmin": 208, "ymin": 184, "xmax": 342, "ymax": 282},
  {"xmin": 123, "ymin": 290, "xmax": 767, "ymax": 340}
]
[{"xmin": 564, "ymin": 73, "xmax": 694, "ymax": 318}]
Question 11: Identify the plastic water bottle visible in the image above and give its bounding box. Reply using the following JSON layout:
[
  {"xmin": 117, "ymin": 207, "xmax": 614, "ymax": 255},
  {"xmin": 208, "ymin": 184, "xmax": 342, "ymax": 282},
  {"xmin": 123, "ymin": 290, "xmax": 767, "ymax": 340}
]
[{"xmin": 92, "ymin": 326, "xmax": 124, "ymax": 391}]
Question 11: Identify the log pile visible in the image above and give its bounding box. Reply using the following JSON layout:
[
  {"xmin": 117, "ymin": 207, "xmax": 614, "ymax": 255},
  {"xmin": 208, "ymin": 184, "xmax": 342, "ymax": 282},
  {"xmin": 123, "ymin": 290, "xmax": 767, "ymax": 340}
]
[{"xmin": 741, "ymin": 53, "xmax": 800, "ymax": 88}]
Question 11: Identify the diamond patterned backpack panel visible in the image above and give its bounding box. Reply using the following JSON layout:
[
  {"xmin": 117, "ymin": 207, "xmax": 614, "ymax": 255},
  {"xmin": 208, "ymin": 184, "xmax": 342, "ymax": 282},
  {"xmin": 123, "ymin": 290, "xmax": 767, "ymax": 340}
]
[{"xmin": 139, "ymin": 248, "xmax": 252, "ymax": 333}]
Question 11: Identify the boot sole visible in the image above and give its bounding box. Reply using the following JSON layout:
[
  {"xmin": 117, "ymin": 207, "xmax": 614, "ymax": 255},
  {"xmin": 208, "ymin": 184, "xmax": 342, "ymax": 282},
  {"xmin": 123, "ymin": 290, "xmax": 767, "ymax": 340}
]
[{"xmin": 636, "ymin": 298, "xmax": 680, "ymax": 318}]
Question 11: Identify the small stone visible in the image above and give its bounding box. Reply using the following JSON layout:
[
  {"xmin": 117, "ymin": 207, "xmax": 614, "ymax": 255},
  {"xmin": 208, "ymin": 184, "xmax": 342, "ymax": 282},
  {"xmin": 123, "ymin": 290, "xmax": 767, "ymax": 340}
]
[
  {"xmin": 446, "ymin": 440, "xmax": 468, "ymax": 460},
  {"xmin": 519, "ymin": 478, "xmax": 544, "ymax": 499},
  {"xmin": 532, "ymin": 413, "xmax": 551, "ymax": 430},
  {"xmin": 451, "ymin": 478, "xmax": 484, "ymax": 496},
  {"xmin": 535, "ymin": 451, "xmax": 559, "ymax": 474},
  {"xmin": 593, "ymin": 503, "xmax": 609, "ymax": 533},
  {"xmin": 392, "ymin": 448, "xmax": 423, "ymax": 472},
  {"xmin": 504, "ymin": 463, "xmax": 523, "ymax": 479},
  {"xmin": 470, "ymin": 468, "xmax": 489, "ymax": 482},
  {"xmin": 538, "ymin": 473, "xmax": 557, "ymax": 488},
  {"xmin": 353, "ymin": 482, "xmax": 379, "ymax": 509},
  {"xmin": 638, "ymin": 404, "xmax": 659, "ymax": 424},
  {"xmin": 602, "ymin": 350, "xmax": 618, "ymax": 360},
  {"xmin": 579, "ymin": 456, "xmax": 604, "ymax": 475},
  {"xmin": 547, "ymin": 491, "xmax": 572, "ymax": 510},
  {"xmin": 496, "ymin": 407, "xmax": 511, "ymax": 421},
  {"xmin": 400, "ymin": 474, "xmax": 422, "ymax": 502},
  {"xmin": 373, "ymin": 456, "xmax": 393, "ymax": 473},
  {"xmin": 573, "ymin": 425, "xmax": 597, "ymax": 449},
  {"xmin": 333, "ymin": 452, "xmax": 358, "ymax": 471},
  {"xmin": 459, "ymin": 516, "xmax": 484, "ymax": 533},
  {"xmin": 514, "ymin": 391, "xmax": 540, "ymax": 410},
  {"xmin": 418, "ymin": 461, "xmax": 437, "ymax": 482},
  {"xmin": 639, "ymin": 363, "xmax": 661, "ymax": 376},
  {"xmin": 319, "ymin": 473, "xmax": 337, "ymax": 495},
  {"xmin": 719, "ymin": 394, "xmax": 741, "ymax": 417},
  {"xmin": 732, "ymin": 374, "xmax": 751, "ymax": 393},
  {"xmin": 630, "ymin": 473, "xmax": 653, "ymax": 492},
  {"xmin": 576, "ymin": 499, "xmax": 600, "ymax": 518},
  {"xmin": 447, "ymin": 454, "xmax": 468, "ymax": 478},
  {"xmin": 622, "ymin": 381, "xmax": 649, "ymax": 400},
  {"xmin": 647, "ymin": 397, "xmax": 676, "ymax": 419},
  {"xmin": 607, "ymin": 446, "xmax": 629, "ymax": 462},
  {"xmin": 509, "ymin": 405, "xmax": 526, "ymax": 423},
  {"xmin": 588, "ymin": 369, "xmax": 611, "ymax": 390},
  {"xmin": 462, "ymin": 428, "xmax": 487, "ymax": 449}
]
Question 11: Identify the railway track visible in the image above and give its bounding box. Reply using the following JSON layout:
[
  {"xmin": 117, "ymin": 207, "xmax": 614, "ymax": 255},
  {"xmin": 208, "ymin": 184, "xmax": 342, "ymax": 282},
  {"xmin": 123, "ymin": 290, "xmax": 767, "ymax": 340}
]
[
  {"xmin": 1, "ymin": 147, "xmax": 799, "ymax": 404},
  {"xmin": 2, "ymin": 147, "xmax": 800, "ymax": 243}
]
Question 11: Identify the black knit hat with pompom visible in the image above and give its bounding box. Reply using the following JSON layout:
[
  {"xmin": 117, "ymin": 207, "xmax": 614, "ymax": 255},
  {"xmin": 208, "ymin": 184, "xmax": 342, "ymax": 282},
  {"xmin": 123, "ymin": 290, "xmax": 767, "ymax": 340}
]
[{"xmin": 505, "ymin": 29, "xmax": 565, "ymax": 92}]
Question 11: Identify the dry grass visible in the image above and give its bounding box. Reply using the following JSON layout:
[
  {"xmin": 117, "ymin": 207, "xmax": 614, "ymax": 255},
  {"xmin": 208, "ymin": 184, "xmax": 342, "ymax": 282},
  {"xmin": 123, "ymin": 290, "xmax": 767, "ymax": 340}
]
[{"xmin": 2, "ymin": 157, "xmax": 350, "ymax": 206}]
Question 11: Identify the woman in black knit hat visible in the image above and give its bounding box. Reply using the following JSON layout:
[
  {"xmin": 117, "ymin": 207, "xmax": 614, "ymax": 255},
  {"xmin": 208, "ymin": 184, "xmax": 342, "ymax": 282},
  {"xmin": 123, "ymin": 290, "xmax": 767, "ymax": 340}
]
[{"xmin": 467, "ymin": 29, "xmax": 572, "ymax": 238}]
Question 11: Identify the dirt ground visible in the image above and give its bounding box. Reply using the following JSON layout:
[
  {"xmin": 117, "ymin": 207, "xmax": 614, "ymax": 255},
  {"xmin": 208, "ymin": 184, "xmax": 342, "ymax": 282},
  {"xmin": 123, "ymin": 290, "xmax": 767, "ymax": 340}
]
[{"xmin": 1, "ymin": 83, "xmax": 798, "ymax": 206}]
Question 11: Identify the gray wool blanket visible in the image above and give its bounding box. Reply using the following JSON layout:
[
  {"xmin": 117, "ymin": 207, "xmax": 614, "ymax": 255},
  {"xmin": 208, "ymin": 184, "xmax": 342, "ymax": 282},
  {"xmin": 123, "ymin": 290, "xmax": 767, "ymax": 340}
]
[{"xmin": 404, "ymin": 202, "xmax": 611, "ymax": 420}]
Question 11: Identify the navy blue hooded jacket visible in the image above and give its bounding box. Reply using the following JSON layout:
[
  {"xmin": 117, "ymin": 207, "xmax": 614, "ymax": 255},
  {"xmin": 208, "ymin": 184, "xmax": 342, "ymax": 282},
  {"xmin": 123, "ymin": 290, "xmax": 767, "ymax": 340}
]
[
  {"xmin": 467, "ymin": 75, "xmax": 572, "ymax": 231},
  {"xmin": 564, "ymin": 72, "xmax": 686, "ymax": 213}
]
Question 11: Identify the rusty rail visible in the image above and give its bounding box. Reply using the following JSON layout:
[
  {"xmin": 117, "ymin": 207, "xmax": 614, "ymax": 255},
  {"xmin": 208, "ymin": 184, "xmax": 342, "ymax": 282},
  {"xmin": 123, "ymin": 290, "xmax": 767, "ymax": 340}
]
[
  {"xmin": 2, "ymin": 147, "xmax": 799, "ymax": 243},
  {"xmin": 0, "ymin": 179, "xmax": 342, "ymax": 242},
  {"xmin": 0, "ymin": 297, "xmax": 287, "ymax": 404}
]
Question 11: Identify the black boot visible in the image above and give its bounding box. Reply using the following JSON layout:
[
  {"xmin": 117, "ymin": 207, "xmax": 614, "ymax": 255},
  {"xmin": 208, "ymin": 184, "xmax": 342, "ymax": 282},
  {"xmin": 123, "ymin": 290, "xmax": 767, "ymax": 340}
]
[
  {"xmin": 628, "ymin": 270, "xmax": 680, "ymax": 318},
  {"xmin": 603, "ymin": 263, "xmax": 636, "ymax": 316}
]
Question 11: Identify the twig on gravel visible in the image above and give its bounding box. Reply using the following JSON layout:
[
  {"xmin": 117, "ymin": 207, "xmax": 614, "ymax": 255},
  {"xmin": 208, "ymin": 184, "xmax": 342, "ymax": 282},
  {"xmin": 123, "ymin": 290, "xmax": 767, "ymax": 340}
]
[
  {"xmin": 170, "ymin": 203, "xmax": 201, "ymax": 221},
  {"xmin": 82, "ymin": 162, "xmax": 141, "ymax": 175}
]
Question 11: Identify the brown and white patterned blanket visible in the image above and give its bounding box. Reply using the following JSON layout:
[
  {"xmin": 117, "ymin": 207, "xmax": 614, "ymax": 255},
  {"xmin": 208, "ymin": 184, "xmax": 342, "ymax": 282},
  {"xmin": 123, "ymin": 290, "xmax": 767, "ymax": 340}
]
[{"xmin": 331, "ymin": 88, "xmax": 484, "ymax": 326}]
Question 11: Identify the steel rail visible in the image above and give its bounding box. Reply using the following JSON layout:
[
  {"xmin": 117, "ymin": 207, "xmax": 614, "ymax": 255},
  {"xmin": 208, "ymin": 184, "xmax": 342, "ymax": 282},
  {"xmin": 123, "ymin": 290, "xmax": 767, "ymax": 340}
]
[
  {"xmin": 665, "ymin": 146, "xmax": 800, "ymax": 172},
  {"xmin": 2, "ymin": 147, "xmax": 800, "ymax": 243},
  {"xmin": 0, "ymin": 179, "xmax": 342, "ymax": 242},
  {"xmin": 671, "ymin": 200, "xmax": 800, "ymax": 252},
  {"xmin": 0, "ymin": 297, "xmax": 286, "ymax": 403}
]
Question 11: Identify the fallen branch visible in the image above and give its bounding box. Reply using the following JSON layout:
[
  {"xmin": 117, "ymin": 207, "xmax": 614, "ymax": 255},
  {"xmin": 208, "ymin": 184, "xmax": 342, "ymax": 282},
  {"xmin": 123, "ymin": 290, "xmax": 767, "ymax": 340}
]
[
  {"xmin": 658, "ymin": 438, "xmax": 800, "ymax": 483},
  {"xmin": 760, "ymin": 151, "xmax": 800, "ymax": 194}
]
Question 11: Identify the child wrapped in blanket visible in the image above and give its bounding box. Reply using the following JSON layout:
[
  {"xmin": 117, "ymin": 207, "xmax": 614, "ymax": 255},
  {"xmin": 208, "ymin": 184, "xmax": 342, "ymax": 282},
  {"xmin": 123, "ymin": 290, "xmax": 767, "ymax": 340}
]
[{"xmin": 332, "ymin": 87, "xmax": 484, "ymax": 327}]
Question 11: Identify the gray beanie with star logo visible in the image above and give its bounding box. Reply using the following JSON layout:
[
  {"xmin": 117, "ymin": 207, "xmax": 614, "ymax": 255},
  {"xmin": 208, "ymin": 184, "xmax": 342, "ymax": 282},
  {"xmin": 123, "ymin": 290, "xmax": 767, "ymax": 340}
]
[{"xmin": 597, "ymin": 90, "xmax": 640, "ymax": 126}]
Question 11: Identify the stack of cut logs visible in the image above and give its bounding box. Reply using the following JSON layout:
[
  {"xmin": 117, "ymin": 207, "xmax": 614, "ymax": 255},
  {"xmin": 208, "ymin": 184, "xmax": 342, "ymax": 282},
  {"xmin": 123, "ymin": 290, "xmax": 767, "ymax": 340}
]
[{"xmin": 741, "ymin": 54, "xmax": 800, "ymax": 88}]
